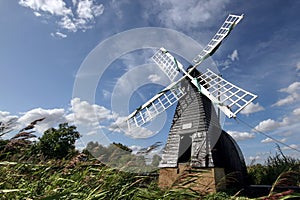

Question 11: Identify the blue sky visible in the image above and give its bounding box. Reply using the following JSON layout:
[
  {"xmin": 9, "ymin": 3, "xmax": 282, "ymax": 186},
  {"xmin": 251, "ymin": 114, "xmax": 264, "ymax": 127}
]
[{"xmin": 0, "ymin": 0, "xmax": 300, "ymax": 165}]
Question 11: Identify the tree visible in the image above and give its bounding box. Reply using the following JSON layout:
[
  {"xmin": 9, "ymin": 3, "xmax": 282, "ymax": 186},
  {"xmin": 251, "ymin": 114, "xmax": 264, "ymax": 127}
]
[{"xmin": 37, "ymin": 123, "xmax": 80, "ymax": 159}]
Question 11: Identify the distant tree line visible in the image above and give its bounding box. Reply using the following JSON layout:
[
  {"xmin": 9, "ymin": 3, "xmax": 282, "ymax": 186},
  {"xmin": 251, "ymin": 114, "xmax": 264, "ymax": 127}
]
[{"xmin": 0, "ymin": 118, "xmax": 161, "ymax": 172}]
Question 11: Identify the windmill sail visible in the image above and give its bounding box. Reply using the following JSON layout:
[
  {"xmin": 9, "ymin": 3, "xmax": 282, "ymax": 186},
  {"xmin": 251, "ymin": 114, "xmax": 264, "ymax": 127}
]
[
  {"xmin": 193, "ymin": 14, "xmax": 243, "ymax": 65},
  {"xmin": 195, "ymin": 69, "xmax": 257, "ymax": 118},
  {"xmin": 152, "ymin": 47, "xmax": 183, "ymax": 82},
  {"xmin": 127, "ymin": 80, "xmax": 186, "ymax": 130},
  {"xmin": 126, "ymin": 48, "xmax": 187, "ymax": 130}
]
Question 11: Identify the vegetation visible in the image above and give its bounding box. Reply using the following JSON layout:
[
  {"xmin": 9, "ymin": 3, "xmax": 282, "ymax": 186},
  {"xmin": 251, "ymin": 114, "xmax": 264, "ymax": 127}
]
[
  {"xmin": 248, "ymin": 145, "xmax": 300, "ymax": 186},
  {"xmin": 84, "ymin": 141, "xmax": 160, "ymax": 173},
  {"xmin": 35, "ymin": 123, "xmax": 80, "ymax": 159},
  {"xmin": 0, "ymin": 120, "xmax": 299, "ymax": 199}
]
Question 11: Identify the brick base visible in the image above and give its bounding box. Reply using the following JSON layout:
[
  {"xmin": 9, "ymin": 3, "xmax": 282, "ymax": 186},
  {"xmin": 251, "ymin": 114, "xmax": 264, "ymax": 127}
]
[{"xmin": 158, "ymin": 164, "xmax": 226, "ymax": 194}]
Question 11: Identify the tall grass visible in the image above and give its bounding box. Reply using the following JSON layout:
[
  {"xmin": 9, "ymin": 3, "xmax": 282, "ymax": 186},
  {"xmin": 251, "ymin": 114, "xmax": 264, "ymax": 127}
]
[{"xmin": 0, "ymin": 160, "xmax": 200, "ymax": 200}]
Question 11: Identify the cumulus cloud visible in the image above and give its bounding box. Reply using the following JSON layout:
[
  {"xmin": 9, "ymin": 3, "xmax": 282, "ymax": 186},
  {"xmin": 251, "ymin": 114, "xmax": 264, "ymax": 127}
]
[
  {"xmin": 279, "ymin": 82, "xmax": 300, "ymax": 94},
  {"xmin": 0, "ymin": 111, "xmax": 18, "ymax": 123},
  {"xmin": 18, "ymin": 0, "xmax": 104, "ymax": 36},
  {"xmin": 227, "ymin": 130, "xmax": 255, "ymax": 141},
  {"xmin": 19, "ymin": 0, "xmax": 72, "ymax": 16},
  {"xmin": 1, "ymin": 97, "xmax": 156, "ymax": 140},
  {"xmin": 76, "ymin": 0, "xmax": 104, "ymax": 20},
  {"xmin": 273, "ymin": 95, "xmax": 298, "ymax": 107},
  {"xmin": 273, "ymin": 82, "xmax": 300, "ymax": 107},
  {"xmin": 254, "ymin": 108, "xmax": 300, "ymax": 133},
  {"xmin": 18, "ymin": 108, "xmax": 66, "ymax": 133},
  {"xmin": 240, "ymin": 102, "xmax": 264, "ymax": 115},
  {"xmin": 254, "ymin": 119, "xmax": 280, "ymax": 132},
  {"xmin": 66, "ymin": 98, "xmax": 154, "ymax": 138},
  {"xmin": 66, "ymin": 98, "xmax": 114, "ymax": 128}
]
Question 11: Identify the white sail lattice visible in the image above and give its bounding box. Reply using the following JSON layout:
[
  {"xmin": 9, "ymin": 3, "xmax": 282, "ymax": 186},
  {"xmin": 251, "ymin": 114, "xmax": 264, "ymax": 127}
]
[
  {"xmin": 151, "ymin": 47, "xmax": 182, "ymax": 82},
  {"xmin": 127, "ymin": 82, "xmax": 186, "ymax": 130},
  {"xmin": 193, "ymin": 14, "xmax": 243, "ymax": 65},
  {"xmin": 196, "ymin": 69, "xmax": 257, "ymax": 117}
]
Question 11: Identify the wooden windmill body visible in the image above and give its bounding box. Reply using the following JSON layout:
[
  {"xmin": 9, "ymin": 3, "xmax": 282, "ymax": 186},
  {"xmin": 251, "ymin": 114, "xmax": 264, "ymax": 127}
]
[{"xmin": 158, "ymin": 70, "xmax": 248, "ymax": 191}]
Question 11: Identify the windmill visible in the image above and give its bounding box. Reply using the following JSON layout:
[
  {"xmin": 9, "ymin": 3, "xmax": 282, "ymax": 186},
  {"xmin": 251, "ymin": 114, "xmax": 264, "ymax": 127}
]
[{"xmin": 126, "ymin": 14, "xmax": 257, "ymax": 190}]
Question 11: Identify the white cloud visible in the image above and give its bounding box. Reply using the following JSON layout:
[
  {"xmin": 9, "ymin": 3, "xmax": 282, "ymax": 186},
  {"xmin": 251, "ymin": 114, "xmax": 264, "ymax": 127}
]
[
  {"xmin": 273, "ymin": 82, "xmax": 300, "ymax": 107},
  {"xmin": 261, "ymin": 137, "xmax": 286, "ymax": 143},
  {"xmin": 1, "ymin": 97, "xmax": 156, "ymax": 140},
  {"xmin": 19, "ymin": 0, "xmax": 72, "ymax": 16},
  {"xmin": 77, "ymin": 0, "xmax": 94, "ymax": 20},
  {"xmin": 77, "ymin": 0, "xmax": 104, "ymax": 20},
  {"xmin": 282, "ymin": 144, "xmax": 298, "ymax": 150},
  {"xmin": 0, "ymin": 111, "xmax": 18, "ymax": 122},
  {"xmin": 293, "ymin": 107, "xmax": 300, "ymax": 116},
  {"xmin": 273, "ymin": 95, "xmax": 298, "ymax": 107},
  {"xmin": 18, "ymin": 108, "xmax": 66, "ymax": 133},
  {"xmin": 33, "ymin": 11, "xmax": 41, "ymax": 17},
  {"xmin": 228, "ymin": 49, "xmax": 239, "ymax": 62},
  {"xmin": 261, "ymin": 137, "xmax": 273, "ymax": 143},
  {"xmin": 51, "ymin": 31, "xmax": 67, "ymax": 38},
  {"xmin": 279, "ymin": 81, "xmax": 300, "ymax": 94},
  {"xmin": 254, "ymin": 108, "xmax": 300, "ymax": 133},
  {"xmin": 18, "ymin": 0, "xmax": 104, "ymax": 36},
  {"xmin": 240, "ymin": 102, "xmax": 264, "ymax": 115},
  {"xmin": 66, "ymin": 98, "xmax": 146, "ymax": 137},
  {"xmin": 91, "ymin": 2, "xmax": 104, "ymax": 16},
  {"xmin": 150, "ymin": 0, "xmax": 230, "ymax": 30},
  {"xmin": 58, "ymin": 15, "xmax": 77, "ymax": 32},
  {"xmin": 254, "ymin": 119, "xmax": 280, "ymax": 132},
  {"xmin": 5, "ymin": 98, "xmax": 114, "ymax": 136},
  {"xmin": 227, "ymin": 130, "xmax": 255, "ymax": 141},
  {"xmin": 148, "ymin": 74, "xmax": 161, "ymax": 82},
  {"xmin": 66, "ymin": 98, "xmax": 113, "ymax": 128}
]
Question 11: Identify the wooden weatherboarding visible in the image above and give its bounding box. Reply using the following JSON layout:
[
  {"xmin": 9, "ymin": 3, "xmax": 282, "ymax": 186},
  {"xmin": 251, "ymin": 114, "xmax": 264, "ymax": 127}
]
[{"xmin": 126, "ymin": 14, "xmax": 257, "ymax": 192}]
